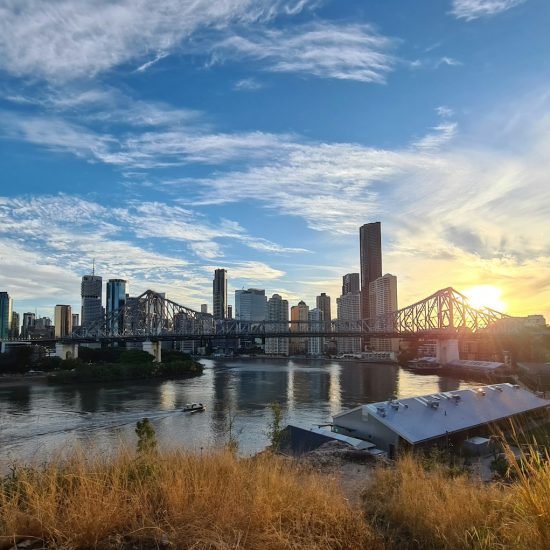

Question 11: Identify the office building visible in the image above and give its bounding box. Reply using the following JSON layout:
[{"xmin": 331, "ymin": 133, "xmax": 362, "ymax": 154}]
[
  {"xmin": 316, "ymin": 293, "xmax": 331, "ymax": 323},
  {"xmin": 72, "ymin": 313, "xmax": 80, "ymax": 328},
  {"xmin": 200, "ymin": 304, "xmax": 208, "ymax": 314},
  {"xmin": 54, "ymin": 305, "xmax": 72, "ymax": 338},
  {"xmin": 10, "ymin": 311, "xmax": 20, "ymax": 338},
  {"xmin": 21, "ymin": 312, "xmax": 36, "ymax": 338},
  {"xmin": 227, "ymin": 305, "xmax": 233, "ymax": 319},
  {"xmin": 265, "ymin": 294, "xmax": 289, "ymax": 356},
  {"xmin": 235, "ymin": 289, "xmax": 267, "ymax": 321},
  {"xmin": 308, "ymin": 308, "xmax": 324, "ymax": 356},
  {"xmin": 369, "ymin": 273, "xmax": 398, "ymax": 352},
  {"xmin": 106, "ymin": 279, "xmax": 128, "ymax": 335},
  {"xmin": 81, "ymin": 274, "xmax": 103, "ymax": 329},
  {"xmin": 0, "ymin": 292, "xmax": 12, "ymax": 340},
  {"xmin": 359, "ymin": 222, "xmax": 382, "ymax": 320},
  {"xmin": 336, "ymin": 291, "xmax": 361, "ymax": 354},
  {"xmin": 213, "ymin": 269, "xmax": 228, "ymax": 320},
  {"xmin": 342, "ymin": 273, "xmax": 360, "ymax": 296},
  {"xmin": 290, "ymin": 301, "xmax": 309, "ymax": 355}
]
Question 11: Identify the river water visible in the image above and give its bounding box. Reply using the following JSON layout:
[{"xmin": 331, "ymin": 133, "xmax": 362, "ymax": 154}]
[{"xmin": 0, "ymin": 359, "xmax": 479, "ymax": 465}]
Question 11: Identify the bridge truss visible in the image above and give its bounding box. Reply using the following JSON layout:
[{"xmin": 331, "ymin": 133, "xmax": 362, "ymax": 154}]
[{"xmin": 66, "ymin": 287, "xmax": 513, "ymax": 342}]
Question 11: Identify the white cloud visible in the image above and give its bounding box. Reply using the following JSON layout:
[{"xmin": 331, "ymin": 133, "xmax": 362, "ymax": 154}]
[
  {"xmin": 413, "ymin": 122, "xmax": 458, "ymax": 150},
  {"xmin": 0, "ymin": 0, "xmax": 314, "ymax": 81},
  {"xmin": 451, "ymin": 0, "xmax": 526, "ymax": 20},
  {"xmin": 436, "ymin": 105, "xmax": 455, "ymax": 118},
  {"xmin": 208, "ymin": 22, "xmax": 397, "ymax": 83},
  {"xmin": 233, "ymin": 77, "xmax": 264, "ymax": 91}
]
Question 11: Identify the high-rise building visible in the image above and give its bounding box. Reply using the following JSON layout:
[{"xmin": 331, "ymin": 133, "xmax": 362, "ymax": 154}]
[
  {"xmin": 81, "ymin": 274, "xmax": 103, "ymax": 329},
  {"xmin": 359, "ymin": 222, "xmax": 382, "ymax": 320},
  {"xmin": 290, "ymin": 301, "xmax": 309, "ymax": 355},
  {"xmin": 265, "ymin": 294, "xmax": 289, "ymax": 356},
  {"xmin": 54, "ymin": 305, "xmax": 72, "ymax": 338},
  {"xmin": 0, "ymin": 292, "xmax": 12, "ymax": 340},
  {"xmin": 213, "ymin": 269, "xmax": 228, "ymax": 320},
  {"xmin": 342, "ymin": 273, "xmax": 360, "ymax": 296},
  {"xmin": 10, "ymin": 311, "xmax": 20, "ymax": 338},
  {"xmin": 235, "ymin": 289, "xmax": 267, "ymax": 321},
  {"xmin": 336, "ymin": 291, "xmax": 361, "ymax": 354},
  {"xmin": 72, "ymin": 313, "xmax": 80, "ymax": 328},
  {"xmin": 308, "ymin": 308, "xmax": 324, "ymax": 356},
  {"xmin": 21, "ymin": 312, "xmax": 36, "ymax": 338},
  {"xmin": 316, "ymin": 293, "xmax": 331, "ymax": 323},
  {"xmin": 200, "ymin": 304, "xmax": 208, "ymax": 314},
  {"xmin": 369, "ymin": 274, "xmax": 398, "ymax": 352},
  {"xmin": 106, "ymin": 279, "xmax": 128, "ymax": 335},
  {"xmin": 227, "ymin": 305, "xmax": 233, "ymax": 319}
]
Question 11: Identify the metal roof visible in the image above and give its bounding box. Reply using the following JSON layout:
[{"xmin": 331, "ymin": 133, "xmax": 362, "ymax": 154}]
[
  {"xmin": 447, "ymin": 359, "xmax": 505, "ymax": 371},
  {"xmin": 334, "ymin": 383, "xmax": 549, "ymax": 445}
]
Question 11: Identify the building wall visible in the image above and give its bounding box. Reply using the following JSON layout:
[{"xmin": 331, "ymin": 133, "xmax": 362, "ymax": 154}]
[
  {"xmin": 333, "ymin": 407, "xmax": 400, "ymax": 452},
  {"xmin": 359, "ymin": 222, "xmax": 382, "ymax": 320},
  {"xmin": 235, "ymin": 289, "xmax": 267, "ymax": 321},
  {"xmin": 0, "ymin": 292, "xmax": 12, "ymax": 340},
  {"xmin": 342, "ymin": 273, "xmax": 360, "ymax": 296},
  {"xmin": 290, "ymin": 301, "xmax": 309, "ymax": 355},
  {"xmin": 81, "ymin": 275, "xmax": 102, "ymax": 329},
  {"xmin": 369, "ymin": 273, "xmax": 398, "ymax": 352},
  {"xmin": 213, "ymin": 269, "xmax": 227, "ymax": 320},
  {"xmin": 106, "ymin": 279, "xmax": 128, "ymax": 335},
  {"xmin": 265, "ymin": 294, "xmax": 289, "ymax": 356},
  {"xmin": 308, "ymin": 308, "xmax": 324, "ymax": 356},
  {"xmin": 54, "ymin": 305, "xmax": 72, "ymax": 338},
  {"xmin": 336, "ymin": 291, "xmax": 361, "ymax": 353}
]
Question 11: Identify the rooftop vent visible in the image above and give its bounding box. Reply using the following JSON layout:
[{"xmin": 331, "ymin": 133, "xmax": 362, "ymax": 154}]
[
  {"xmin": 495, "ymin": 386, "xmax": 503, "ymax": 392},
  {"xmin": 451, "ymin": 394, "xmax": 461, "ymax": 403},
  {"xmin": 427, "ymin": 400, "xmax": 439, "ymax": 410},
  {"xmin": 376, "ymin": 406, "xmax": 386, "ymax": 417}
]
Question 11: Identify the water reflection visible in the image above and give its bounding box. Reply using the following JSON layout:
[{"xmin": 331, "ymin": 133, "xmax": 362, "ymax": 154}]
[{"xmin": 0, "ymin": 359, "xmax": 478, "ymax": 464}]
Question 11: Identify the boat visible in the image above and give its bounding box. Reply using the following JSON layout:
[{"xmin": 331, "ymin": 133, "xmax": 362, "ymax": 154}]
[
  {"xmin": 183, "ymin": 403, "xmax": 205, "ymax": 413},
  {"xmin": 406, "ymin": 357, "xmax": 441, "ymax": 374}
]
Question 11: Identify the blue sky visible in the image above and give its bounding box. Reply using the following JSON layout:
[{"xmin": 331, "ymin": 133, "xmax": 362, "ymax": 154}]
[{"xmin": 0, "ymin": 0, "xmax": 549, "ymax": 319}]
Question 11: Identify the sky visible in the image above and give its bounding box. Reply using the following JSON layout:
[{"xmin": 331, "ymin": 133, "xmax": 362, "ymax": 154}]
[{"xmin": 0, "ymin": 0, "xmax": 549, "ymax": 320}]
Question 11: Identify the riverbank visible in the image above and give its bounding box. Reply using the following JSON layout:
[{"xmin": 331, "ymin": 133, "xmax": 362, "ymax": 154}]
[{"xmin": 1, "ymin": 442, "xmax": 549, "ymax": 549}]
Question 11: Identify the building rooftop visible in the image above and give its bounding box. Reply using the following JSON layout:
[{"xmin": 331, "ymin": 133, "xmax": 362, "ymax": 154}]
[
  {"xmin": 447, "ymin": 359, "xmax": 506, "ymax": 371},
  {"xmin": 333, "ymin": 383, "xmax": 549, "ymax": 445}
]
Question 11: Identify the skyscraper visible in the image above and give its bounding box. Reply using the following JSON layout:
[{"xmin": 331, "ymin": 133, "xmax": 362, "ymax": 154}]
[
  {"xmin": 10, "ymin": 311, "xmax": 20, "ymax": 338},
  {"xmin": 336, "ymin": 291, "xmax": 361, "ymax": 354},
  {"xmin": 290, "ymin": 301, "xmax": 309, "ymax": 355},
  {"xmin": 54, "ymin": 305, "xmax": 72, "ymax": 338},
  {"xmin": 316, "ymin": 293, "xmax": 331, "ymax": 323},
  {"xmin": 213, "ymin": 269, "xmax": 227, "ymax": 320},
  {"xmin": 369, "ymin": 274, "xmax": 398, "ymax": 352},
  {"xmin": 200, "ymin": 304, "xmax": 208, "ymax": 314},
  {"xmin": 0, "ymin": 292, "xmax": 12, "ymax": 340},
  {"xmin": 235, "ymin": 289, "xmax": 267, "ymax": 321},
  {"xmin": 21, "ymin": 312, "xmax": 35, "ymax": 338},
  {"xmin": 308, "ymin": 308, "xmax": 324, "ymax": 356},
  {"xmin": 72, "ymin": 313, "xmax": 80, "ymax": 328},
  {"xmin": 342, "ymin": 273, "xmax": 360, "ymax": 296},
  {"xmin": 81, "ymin": 274, "xmax": 103, "ymax": 329},
  {"xmin": 359, "ymin": 222, "xmax": 382, "ymax": 320},
  {"xmin": 265, "ymin": 294, "xmax": 289, "ymax": 356},
  {"xmin": 106, "ymin": 279, "xmax": 128, "ymax": 335}
]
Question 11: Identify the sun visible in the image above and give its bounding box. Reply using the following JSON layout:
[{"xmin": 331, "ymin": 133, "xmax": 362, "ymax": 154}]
[{"xmin": 463, "ymin": 285, "xmax": 506, "ymax": 312}]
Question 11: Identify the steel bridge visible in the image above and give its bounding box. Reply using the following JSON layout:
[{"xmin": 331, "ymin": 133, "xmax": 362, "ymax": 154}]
[{"xmin": 2, "ymin": 287, "xmax": 517, "ymax": 347}]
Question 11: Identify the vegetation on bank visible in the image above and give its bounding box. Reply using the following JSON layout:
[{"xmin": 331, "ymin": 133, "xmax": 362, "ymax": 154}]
[
  {"xmin": 47, "ymin": 349, "xmax": 203, "ymax": 383},
  {"xmin": 0, "ymin": 449, "xmax": 376, "ymax": 550}
]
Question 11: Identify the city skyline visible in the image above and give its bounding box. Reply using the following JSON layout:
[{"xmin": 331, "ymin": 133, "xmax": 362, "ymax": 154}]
[{"xmin": 0, "ymin": 0, "xmax": 549, "ymax": 320}]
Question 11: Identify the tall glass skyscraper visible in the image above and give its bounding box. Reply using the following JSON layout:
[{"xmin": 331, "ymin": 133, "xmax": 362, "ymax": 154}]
[
  {"xmin": 213, "ymin": 269, "xmax": 227, "ymax": 320},
  {"xmin": 0, "ymin": 292, "xmax": 12, "ymax": 340},
  {"xmin": 81, "ymin": 274, "xmax": 103, "ymax": 329},
  {"xmin": 106, "ymin": 279, "xmax": 128, "ymax": 335},
  {"xmin": 359, "ymin": 222, "xmax": 382, "ymax": 320}
]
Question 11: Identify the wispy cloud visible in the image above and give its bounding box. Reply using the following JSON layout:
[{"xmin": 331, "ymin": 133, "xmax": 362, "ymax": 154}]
[
  {"xmin": 0, "ymin": 0, "xmax": 314, "ymax": 81},
  {"xmin": 451, "ymin": 0, "xmax": 527, "ymax": 20},
  {"xmin": 233, "ymin": 77, "xmax": 264, "ymax": 91},
  {"xmin": 208, "ymin": 22, "xmax": 397, "ymax": 83}
]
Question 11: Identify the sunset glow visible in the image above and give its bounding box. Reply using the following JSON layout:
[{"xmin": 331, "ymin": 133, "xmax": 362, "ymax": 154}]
[{"xmin": 463, "ymin": 285, "xmax": 506, "ymax": 312}]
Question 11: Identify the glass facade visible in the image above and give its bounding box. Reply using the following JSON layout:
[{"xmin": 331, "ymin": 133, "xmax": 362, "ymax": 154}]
[{"xmin": 106, "ymin": 279, "xmax": 128, "ymax": 335}]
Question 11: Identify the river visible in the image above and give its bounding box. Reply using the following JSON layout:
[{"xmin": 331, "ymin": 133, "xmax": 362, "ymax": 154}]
[{"xmin": 0, "ymin": 359, "xmax": 479, "ymax": 465}]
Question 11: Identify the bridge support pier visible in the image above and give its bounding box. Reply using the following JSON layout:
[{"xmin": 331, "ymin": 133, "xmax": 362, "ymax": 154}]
[
  {"xmin": 436, "ymin": 339, "xmax": 459, "ymax": 365},
  {"xmin": 142, "ymin": 340, "xmax": 162, "ymax": 362},
  {"xmin": 55, "ymin": 342, "xmax": 79, "ymax": 360}
]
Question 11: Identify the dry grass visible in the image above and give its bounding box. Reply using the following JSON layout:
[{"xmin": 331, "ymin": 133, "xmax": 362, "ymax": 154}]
[
  {"xmin": 0, "ymin": 449, "xmax": 379, "ymax": 550},
  {"xmin": 363, "ymin": 448, "xmax": 550, "ymax": 549}
]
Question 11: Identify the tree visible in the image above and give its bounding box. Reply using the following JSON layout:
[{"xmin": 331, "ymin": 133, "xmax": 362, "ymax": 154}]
[
  {"xmin": 266, "ymin": 402, "xmax": 286, "ymax": 452},
  {"xmin": 135, "ymin": 418, "xmax": 157, "ymax": 454}
]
